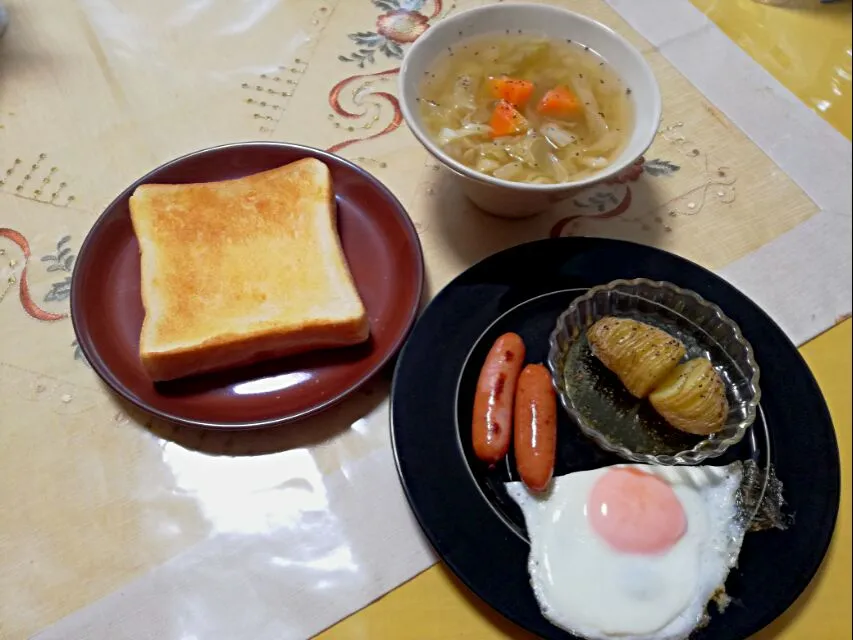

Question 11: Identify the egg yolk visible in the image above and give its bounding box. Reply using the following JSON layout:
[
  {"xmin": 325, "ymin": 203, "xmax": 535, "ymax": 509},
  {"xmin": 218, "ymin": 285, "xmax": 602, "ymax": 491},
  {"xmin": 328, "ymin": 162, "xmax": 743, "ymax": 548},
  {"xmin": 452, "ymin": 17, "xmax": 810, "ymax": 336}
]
[{"xmin": 587, "ymin": 467, "xmax": 686, "ymax": 554}]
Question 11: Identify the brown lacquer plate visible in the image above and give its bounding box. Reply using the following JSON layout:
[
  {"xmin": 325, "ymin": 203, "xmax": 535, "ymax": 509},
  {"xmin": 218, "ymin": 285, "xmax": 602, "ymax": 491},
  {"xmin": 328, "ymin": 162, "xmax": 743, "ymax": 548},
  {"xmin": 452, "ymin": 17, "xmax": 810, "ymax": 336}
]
[{"xmin": 71, "ymin": 142, "xmax": 423, "ymax": 429}]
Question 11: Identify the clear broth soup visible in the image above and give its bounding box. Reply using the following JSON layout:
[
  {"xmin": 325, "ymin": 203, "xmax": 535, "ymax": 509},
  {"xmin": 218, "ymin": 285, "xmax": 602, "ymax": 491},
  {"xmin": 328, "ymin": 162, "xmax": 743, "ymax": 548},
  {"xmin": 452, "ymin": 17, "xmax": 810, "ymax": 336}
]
[{"xmin": 418, "ymin": 33, "xmax": 634, "ymax": 184}]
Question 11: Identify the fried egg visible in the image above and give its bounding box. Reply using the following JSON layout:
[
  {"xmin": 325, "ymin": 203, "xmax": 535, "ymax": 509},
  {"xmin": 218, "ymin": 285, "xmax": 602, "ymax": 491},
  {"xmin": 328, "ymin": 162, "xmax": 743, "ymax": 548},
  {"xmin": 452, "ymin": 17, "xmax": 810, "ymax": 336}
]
[{"xmin": 506, "ymin": 463, "xmax": 746, "ymax": 640}]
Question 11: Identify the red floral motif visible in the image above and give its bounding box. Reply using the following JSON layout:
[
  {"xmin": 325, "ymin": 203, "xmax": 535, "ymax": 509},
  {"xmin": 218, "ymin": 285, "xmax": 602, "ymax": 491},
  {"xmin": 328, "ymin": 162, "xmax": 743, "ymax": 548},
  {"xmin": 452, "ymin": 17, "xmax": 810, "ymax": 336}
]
[
  {"xmin": 550, "ymin": 157, "xmax": 681, "ymax": 238},
  {"xmin": 327, "ymin": 68, "xmax": 403, "ymax": 154},
  {"xmin": 339, "ymin": 1, "xmax": 442, "ymax": 66},
  {"xmin": 550, "ymin": 188, "xmax": 634, "ymax": 238},
  {"xmin": 0, "ymin": 228, "xmax": 67, "ymax": 321},
  {"xmin": 376, "ymin": 9, "xmax": 430, "ymax": 43},
  {"xmin": 329, "ymin": 0, "xmax": 446, "ymax": 153}
]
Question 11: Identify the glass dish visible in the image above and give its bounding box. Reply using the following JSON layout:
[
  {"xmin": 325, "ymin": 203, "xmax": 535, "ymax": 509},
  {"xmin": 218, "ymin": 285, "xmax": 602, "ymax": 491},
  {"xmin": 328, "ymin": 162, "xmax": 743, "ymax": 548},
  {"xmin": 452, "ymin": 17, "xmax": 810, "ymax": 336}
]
[{"xmin": 546, "ymin": 279, "xmax": 761, "ymax": 465}]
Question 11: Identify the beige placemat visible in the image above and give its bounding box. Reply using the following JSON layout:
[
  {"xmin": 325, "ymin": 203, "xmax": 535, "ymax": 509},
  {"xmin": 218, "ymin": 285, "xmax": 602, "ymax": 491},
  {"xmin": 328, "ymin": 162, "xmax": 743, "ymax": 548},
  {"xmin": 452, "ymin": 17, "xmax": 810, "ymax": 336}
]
[{"xmin": 0, "ymin": 0, "xmax": 849, "ymax": 639}]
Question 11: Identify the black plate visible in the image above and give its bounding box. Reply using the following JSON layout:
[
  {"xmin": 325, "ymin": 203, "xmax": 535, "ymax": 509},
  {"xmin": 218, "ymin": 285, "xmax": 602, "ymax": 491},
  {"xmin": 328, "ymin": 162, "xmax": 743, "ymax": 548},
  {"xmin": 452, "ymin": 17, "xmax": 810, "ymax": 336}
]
[{"xmin": 390, "ymin": 238, "xmax": 840, "ymax": 640}]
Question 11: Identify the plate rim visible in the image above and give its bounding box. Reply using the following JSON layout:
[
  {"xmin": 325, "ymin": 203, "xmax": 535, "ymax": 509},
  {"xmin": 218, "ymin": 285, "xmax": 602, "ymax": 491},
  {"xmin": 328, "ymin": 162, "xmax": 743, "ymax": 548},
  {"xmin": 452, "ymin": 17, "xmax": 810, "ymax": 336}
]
[
  {"xmin": 70, "ymin": 141, "xmax": 425, "ymax": 430},
  {"xmin": 390, "ymin": 236, "xmax": 841, "ymax": 640}
]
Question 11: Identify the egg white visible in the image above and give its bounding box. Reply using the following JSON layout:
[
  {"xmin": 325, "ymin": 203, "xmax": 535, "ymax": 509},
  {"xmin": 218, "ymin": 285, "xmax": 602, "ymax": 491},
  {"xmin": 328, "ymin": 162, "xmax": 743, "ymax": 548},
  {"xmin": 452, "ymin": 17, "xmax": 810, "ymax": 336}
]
[{"xmin": 506, "ymin": 463, "xmax": 746, "ymax": 640}]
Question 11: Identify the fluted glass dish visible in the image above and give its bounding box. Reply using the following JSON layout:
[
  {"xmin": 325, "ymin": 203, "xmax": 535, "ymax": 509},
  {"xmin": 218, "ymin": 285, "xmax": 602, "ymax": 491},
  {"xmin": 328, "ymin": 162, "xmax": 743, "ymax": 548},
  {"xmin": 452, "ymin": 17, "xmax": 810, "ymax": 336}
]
[{"xmin": 547, "ymin": 279, "xmax": 761, "ymax": 465}]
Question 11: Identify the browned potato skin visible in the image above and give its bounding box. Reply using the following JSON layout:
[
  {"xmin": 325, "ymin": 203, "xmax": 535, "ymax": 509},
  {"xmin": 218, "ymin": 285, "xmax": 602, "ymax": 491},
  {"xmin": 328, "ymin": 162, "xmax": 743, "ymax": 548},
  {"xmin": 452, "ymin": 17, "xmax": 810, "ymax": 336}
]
[
  {"xmin": 587, "ymin": 317, "xmax": 686, "ymax": 399},
  {"xmin": 649, "ymin": 358, "xmax": 729, "ymax": 435}
]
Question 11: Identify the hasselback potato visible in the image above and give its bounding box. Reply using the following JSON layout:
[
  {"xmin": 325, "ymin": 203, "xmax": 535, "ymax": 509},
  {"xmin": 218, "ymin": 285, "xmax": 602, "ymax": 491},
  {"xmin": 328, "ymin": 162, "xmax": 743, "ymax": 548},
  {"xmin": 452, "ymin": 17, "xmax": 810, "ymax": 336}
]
[
  {"xmin": 649, "ymin": 357, "xmax": 729, "ymax": 435},
  {"xmin": 587, "ymin": 317, "xmax": 686, "ymax": 399}
]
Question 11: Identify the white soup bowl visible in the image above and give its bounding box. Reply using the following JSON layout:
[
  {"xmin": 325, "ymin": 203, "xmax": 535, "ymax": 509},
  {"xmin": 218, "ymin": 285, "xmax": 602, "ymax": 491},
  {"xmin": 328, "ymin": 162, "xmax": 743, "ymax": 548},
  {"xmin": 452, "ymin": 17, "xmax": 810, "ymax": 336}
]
[{"xmin": 398, "ymin": 3, "xmax": 661, "ymax": 218}]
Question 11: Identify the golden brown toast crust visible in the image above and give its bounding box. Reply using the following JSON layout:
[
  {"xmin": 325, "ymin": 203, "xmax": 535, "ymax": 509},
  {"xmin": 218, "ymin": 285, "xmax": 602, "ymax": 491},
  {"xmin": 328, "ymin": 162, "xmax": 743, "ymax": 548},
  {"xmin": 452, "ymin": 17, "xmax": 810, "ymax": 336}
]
[
  {"xmin": 140, "ymin": 316, "xmax": 370, "ymax": 382},
  {"xmin": 129, "ymin": 158, "xmax": 369, "ymax": 381}
]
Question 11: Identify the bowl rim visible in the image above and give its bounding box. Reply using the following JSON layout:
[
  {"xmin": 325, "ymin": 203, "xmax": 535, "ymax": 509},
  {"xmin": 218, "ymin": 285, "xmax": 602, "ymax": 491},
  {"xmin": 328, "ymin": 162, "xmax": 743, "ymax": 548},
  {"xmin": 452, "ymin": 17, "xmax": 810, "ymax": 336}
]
[
  {"xmin": 546, "ymin": 278, "xmax": 763, "ymax": 465},
  {"xmin": 398, "ymin": 2, "xmax": 663, "ymax": 192}
]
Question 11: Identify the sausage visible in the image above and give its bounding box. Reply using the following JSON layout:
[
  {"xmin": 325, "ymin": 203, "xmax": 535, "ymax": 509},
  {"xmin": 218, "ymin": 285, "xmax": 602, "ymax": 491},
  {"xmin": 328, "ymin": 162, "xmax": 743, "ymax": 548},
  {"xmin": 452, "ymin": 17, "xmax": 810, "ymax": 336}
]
[
  {"xmin": 514, "ymin": 364, "xmax": 557, "ymax": 492},
  {"xmin": 472, "ymin": 332, "xmax": 526, "ymax": 465}
]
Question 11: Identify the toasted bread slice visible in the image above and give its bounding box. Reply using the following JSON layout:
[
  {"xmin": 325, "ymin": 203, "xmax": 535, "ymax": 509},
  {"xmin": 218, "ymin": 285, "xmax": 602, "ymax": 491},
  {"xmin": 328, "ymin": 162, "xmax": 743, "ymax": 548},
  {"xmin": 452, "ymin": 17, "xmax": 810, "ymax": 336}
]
[{"xmin": 129, "ymin": 158, "xmax": 369, "ymax": 382}]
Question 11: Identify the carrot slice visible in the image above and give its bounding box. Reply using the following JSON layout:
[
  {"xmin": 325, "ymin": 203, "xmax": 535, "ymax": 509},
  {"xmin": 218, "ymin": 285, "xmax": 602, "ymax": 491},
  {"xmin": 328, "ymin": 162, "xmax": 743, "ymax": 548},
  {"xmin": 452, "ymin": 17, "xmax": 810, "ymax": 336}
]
[
  {"xmin": 489, "ymin": 100, "xmax": 528, "ymax": 138},
  {"xmin": 537, "ymin": 85, "xmax": 583, "ymax": 119},
  {"xmin": 489, "ymin": 77, "xmax": 535, "ymax": 108}
]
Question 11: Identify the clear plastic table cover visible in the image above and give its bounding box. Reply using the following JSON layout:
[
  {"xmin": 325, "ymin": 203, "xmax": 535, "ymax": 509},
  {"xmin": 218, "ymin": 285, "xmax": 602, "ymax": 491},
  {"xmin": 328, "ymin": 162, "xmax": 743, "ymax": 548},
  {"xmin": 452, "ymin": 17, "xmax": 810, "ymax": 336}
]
[{"xmin": 0, "ymin": 0, "xmax": 849, "ymax": 638}]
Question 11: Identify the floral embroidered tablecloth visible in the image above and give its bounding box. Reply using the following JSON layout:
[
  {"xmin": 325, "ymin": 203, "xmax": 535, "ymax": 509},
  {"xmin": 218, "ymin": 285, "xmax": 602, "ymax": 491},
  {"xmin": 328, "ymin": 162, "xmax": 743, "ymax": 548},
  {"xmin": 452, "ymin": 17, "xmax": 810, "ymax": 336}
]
[{"xmin": 1, "ymin": 1, "xmax": 850, "ymax": 639}]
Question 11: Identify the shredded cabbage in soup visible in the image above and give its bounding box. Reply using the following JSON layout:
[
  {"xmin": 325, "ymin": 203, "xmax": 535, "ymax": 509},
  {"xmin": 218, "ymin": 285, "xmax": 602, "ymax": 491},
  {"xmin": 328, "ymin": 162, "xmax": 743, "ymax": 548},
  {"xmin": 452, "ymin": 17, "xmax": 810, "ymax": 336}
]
[{"xmin": 418, "ymin": 34, "xmax": 633, "ymax": 184}]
